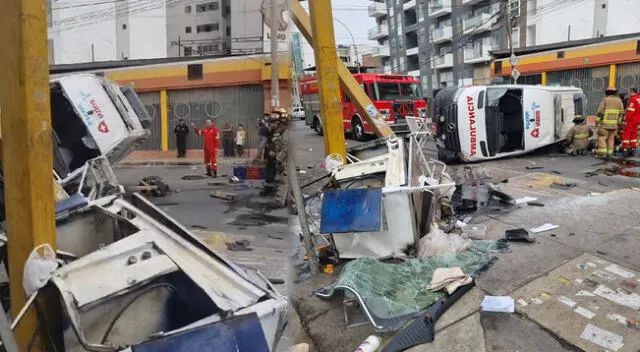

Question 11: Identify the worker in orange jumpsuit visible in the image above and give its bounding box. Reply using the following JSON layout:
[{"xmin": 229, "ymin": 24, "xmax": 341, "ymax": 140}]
[
  {"xmin": 620, "ymin": 87, "xmax": 640, "ymax": 157},
  {"xmin": 192, "ymin": 119, "xmax": 221, "ymax": 177}
]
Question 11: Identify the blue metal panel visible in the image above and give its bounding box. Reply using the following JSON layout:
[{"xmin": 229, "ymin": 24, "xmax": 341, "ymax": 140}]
[
  {"xmin": 320, "ymin": 188, "xmax": 383, "ymax": 234},
  {"xmin": 132, "ymin": 313, "xmax": 269, "ymax": 352}
]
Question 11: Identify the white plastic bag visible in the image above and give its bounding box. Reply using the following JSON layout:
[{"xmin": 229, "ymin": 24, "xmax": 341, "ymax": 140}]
[
  {"xmin": 23, "ymin": 244, "xmax": 58, "ymax": 296},
  {"xmin": 322, "ymin": 153, "xmax": 344, "ymax": 173},
  {"xmin": 417, "ymin": 223, "xmax": 472, "ymax": 259}
]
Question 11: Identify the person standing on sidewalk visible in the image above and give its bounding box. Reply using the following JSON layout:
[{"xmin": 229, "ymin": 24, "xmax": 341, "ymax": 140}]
[
  {"xmin": 221, "ymin": 120, "xmax": 235, "ymax": 157},
  {"xmin": 235, "ymin": 123, "xmax": 246, "ymax": 157},
  {"xmin": 256, "ymin": 113, "xmax": 271, "ymax": 162},
  {"xmin": 174, "ymin": 118, "xmax": 189, "ymax": 158},
  {"xmin": 191, "ymin": 119, "xmax": 220, "ymax": 177},
  {"xmin": 620, "ymin": 87, "xmax": 640, "ymax": 157},
  {"xmin": 595, "ymin": 87, "xmax": 624, "ymax": 158}
]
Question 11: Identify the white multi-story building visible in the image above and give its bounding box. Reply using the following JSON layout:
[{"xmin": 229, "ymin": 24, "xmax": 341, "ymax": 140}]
[
  {"xmin": 526, "ymin": 0, "xmax": 640, "ymax": 47},
  {"xmin": 48, "ymin": 0, "xmax": 168, "ymax": 64},
  {"xmin": 368, "ymin": 0, "xmax": 392, "ymax": 74},
  {"xmin": 47, "ymin": 0, "xmax": 271, "ymax": 65}
]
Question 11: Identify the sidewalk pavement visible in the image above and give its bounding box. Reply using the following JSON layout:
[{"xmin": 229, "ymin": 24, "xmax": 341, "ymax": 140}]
[
  {"xmin": 293, "ymin": 172, "xmax": 640, "ymax": 352},
  {"xmin": 117, "ymin": 149, "xmax": 259, "ymax": 167}
]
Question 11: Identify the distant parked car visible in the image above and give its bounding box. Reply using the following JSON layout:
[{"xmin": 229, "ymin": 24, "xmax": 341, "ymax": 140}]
[{"xmin": 292, "ymin": 106, "xmax": 305, "ymax": 120}]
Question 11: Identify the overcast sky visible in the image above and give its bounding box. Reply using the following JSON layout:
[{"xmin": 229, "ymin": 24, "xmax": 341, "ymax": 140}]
[{"xmin": 297, "ymin": 1, "xmax": 377, "ymax": 68}]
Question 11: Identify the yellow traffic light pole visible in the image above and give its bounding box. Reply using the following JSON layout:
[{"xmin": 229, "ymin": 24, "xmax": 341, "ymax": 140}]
[
  {"xmin": 307, "ymin": 0, "xmax": 346, "ymax": 157},
  {"xmin": 0, "ymin": 1, "xmax": 58, "ymax": 350},
  {"xmin": 290, "ymin": 0, "xmax": 395, "ymax": 159}
]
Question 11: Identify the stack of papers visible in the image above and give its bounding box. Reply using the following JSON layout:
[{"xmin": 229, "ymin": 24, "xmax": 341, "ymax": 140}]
[{"xmin": 481, "ymin": 296, "xmax": 515, "ymax": 313}]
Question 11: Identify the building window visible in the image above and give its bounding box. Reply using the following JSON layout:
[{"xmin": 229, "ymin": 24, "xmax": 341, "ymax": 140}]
[
  {"xmin": 226, "ymin": 26, "xmax": 230, "ymax": 36},
  {"xmin": 509, "ymin": 0, "xmax": 520, "ymax": 18},
  {"xmin": 197, "ymin": 23, "xmax": 219, "ymax": 33},
  {"xmin": 526, "ymin": 25, "xmax": 536, "ymax": 47},
  {"xmin": 122, "ymin": 24, "xmax": 127, "ymax": 30},
  {"xmin": 184, "ymin": 47, "xmax": 193, "ymax": 56},
  {"xmin": 527, "ymin": 0, "xmax": 537, "ymax": 16},
  {"xmin": 185, "ymin": 5, "xmax": 191, "ymax": 13},
  {"xmin": 602, "ymin": 3, "xmax": 606, "ymax": 9},
  {"xmin": 511, "ymin": 27, "xmax": 520, "ymax": 48},
  {"xmin": 186, "ymin": 26, "xmax": 192, "ymax": 33},
  {"xmin": 188, "ymin": 64, "xmax": 204, "ymax": 80},
  {"xmin": 197, "ymin": 1, "xmax": 219, "ymax": 13}
]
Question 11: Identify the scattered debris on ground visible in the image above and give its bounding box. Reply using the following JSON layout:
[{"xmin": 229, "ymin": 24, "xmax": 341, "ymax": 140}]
[
  {"xmin": 210, "ymin": 189, "xmax": 237, "ymax": 201},
  {"xmin": 226, "ymin": 239, "xmax": 253, "ymax": 251},
  {"xmin": 181, "ymin": 174, "xmax": 207, "ymax": 180}
]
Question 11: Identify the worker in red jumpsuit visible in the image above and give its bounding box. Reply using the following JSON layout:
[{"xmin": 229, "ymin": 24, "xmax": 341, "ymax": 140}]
[
  {"xmin": 621, "ymin": 87, "xmax": 640, "ymax": 157},
  {"xmin": 192, "ymin": 119, "xmax": 220, "ymax": 177}
]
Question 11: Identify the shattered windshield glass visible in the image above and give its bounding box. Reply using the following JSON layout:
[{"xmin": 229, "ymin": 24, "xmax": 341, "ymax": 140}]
[{"xmin": 314, "ymin": 241, "xmax": 498, "ymax": 331}]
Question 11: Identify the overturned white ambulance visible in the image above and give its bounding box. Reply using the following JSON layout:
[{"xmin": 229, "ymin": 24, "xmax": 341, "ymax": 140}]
[{"xmin": 432, "ymin": 85, "xmax": 586, "ymax": 162}]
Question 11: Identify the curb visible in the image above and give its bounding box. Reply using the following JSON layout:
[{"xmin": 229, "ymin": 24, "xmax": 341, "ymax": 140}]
[{"xmin": 115, "ymin": 160, "xmax": 261, "ymax": 168}]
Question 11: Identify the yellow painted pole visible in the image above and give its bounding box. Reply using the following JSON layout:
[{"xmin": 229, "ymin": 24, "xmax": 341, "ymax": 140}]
[
  {"xmin": 160, "ymin": 89, "xmax": 169, "ymax": 152},
  {"xmin": 609, "ymin": 64, "xmax": 617, "ymax": 87},
  {"xmin": 0, "ymin": 0, "xmax": 58, "ymax": 350},
  {"xmin": 290, "ymin": 0, "xmax": 394, "ymax": 143},
  {"xmin": 541, "ymin": 72, "xmax": 547, "ymax": 86},
  {"xmin": 308, "ymin": 0, "xmax": 346, "ymax": 158}
]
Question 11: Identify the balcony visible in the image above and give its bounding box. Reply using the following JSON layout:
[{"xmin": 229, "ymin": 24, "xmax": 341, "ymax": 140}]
[
  {"xmin": 464, "ymin": 45, "xmax": 491, "ymax": 64},
  {"xmin": 463, "ymin": 12, "xmax": 493, "ymax": 33},
  {"xmin": 435, "ymin": 53, "xmax": 453, "ymax": 68},
  {"xmin": 406, "ymin": 46, "xmax": 419, "ymax": 56},
  {"xmin": 368, "ymin": 25, "xmax": 389, "ymax": 40},
  {"xmin": 408, "ymin": 69, "xmax": 420, "ymax": 77},
  {"xmin": 372, "ymin": 46, "xmax": 390, "ymax": 57},
  {"xmin": 432, "ymin": 25, "xmax": 452, "ymax": 43},
  {"xmin": 429, "ymin": 0, "xmax": 451, "ymax": 17},
  {"xmin": 403, "ymin": 0, "xmax": 416, "ymax": 10},
  {"xmin": 462, "ymin": 0, "xmax": 484, "ymax": 4},
  {"xmin": 368, "ymin": 2, "xmax": 386, "ymax": 17}
]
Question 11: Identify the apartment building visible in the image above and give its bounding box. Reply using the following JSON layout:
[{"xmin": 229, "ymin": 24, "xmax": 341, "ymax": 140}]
[
  {"xmin": 369, "ymin": 0, "xmax": 392, "ymax": 73},
  {"xmin": 526, "ymin": 0, "xmax": 640, "ymax": 47},
  {"xmin": 166, "ymin": 0, "xmax": 232, "ymax": 57},
  {"xmin": 47, "ymin": 0, "xmax": 267, "ymax": 65},
  {"xmin": 372, "ymin": 0, "xmax": 518, "ymax": 93}
]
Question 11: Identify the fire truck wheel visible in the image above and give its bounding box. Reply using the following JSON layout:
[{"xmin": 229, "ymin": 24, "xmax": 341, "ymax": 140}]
[
  {"xmin": 351, "ymin": 117, "xmax": 366, "ymax": 142},
  {"xmin": 313, "ymin": 116, "xmax": 324, "ymax": 136}
]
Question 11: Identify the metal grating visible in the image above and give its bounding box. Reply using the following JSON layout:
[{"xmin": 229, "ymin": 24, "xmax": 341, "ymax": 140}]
[
  {"xmin": 136, "ymin": 92, "xmax": 162, "ymax": 150},
  {"xmin": 167, "ymin": 85, "xmax": 264, "ymax": 150},
  {"xmin": 547, "ymin": 66, "xmax": 609, "ymax": 116}
]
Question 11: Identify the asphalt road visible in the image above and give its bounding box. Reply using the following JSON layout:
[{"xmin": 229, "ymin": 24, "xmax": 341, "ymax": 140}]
[{"xmin": 289, "ymin": 119, "xmax": 640, "ymax": 192}]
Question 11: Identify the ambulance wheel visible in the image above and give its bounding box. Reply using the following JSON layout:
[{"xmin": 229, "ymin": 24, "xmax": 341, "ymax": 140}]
[
  {"xmin": 313, "ymin": 116, "xmax": 324, "ymax": 136},
  {"xmin": 352, "ymin": 117, "xmax": 367, "ymax": 142}
]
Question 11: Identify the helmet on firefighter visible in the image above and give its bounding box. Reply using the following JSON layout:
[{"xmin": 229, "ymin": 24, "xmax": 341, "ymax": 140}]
[
  {"xmin": 605, "ymin": 86, "xmax": 618, "ymax": 93},
  {"xmin": 573, "ymin": 114, "xmax": 585, "ymax": 123}
]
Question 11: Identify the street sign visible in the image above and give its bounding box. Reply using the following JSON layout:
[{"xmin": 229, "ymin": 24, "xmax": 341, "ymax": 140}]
[
  {"xmin": 509, "ymin": 53, "xmax": 519, "ymax": 67},
  {"xmin": 511, "ymin": 68, "xmax": 520, "ymax": 81}
]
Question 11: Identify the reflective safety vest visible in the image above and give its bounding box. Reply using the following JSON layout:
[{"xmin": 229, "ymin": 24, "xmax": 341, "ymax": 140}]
[{"xmin": 567, "ymin": 124, "xmax": 591, "ymax": 148}]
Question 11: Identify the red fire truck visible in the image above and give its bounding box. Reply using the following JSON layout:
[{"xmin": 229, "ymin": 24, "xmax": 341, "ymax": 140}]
[{"xmin": 299, "ymin": 73, "xmax": 427, "ymax": 141}]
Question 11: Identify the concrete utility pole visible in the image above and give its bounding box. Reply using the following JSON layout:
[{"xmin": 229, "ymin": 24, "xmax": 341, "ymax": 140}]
[
  {"xmin": 270, "ymin": 0, "xmax": 280, "ymax": 108},
  {"xmin": 0, "ymin": 1, "xmax": 58, "ymax": 350}
]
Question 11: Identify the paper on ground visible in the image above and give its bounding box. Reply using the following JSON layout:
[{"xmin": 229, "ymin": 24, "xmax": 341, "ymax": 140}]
[
  {"xmin": 515, "ymin": 196, "xmax": 537, "ymax": 204},
  {"xmin": 574, "ymin": 306, "xmax": 595, "ymax": 319},
  {"xmin": 481, "ymin": 296, "xmax": 515, "ymax": 313},
  {"xmin": 576, "ymin": 290, "xmax": 595, "ymax": 297},
  {"xmin": 606, "ymin": 313, "xmax": 627, "ymax": 325},
  {"xmin": 593, "ymin": 285, "xmax": 640, "ymax": 311},
  {"xmin": 558, "ymin": 296, "xmax": 577, "ymax": 308},
  {"xmin": 605, "ymin": 264, "xmax": 635, "ymax": 279},
  {"xmin": 530, "ymin": 223, "xmax": 559, "ymax": 233},
  {"xmin": 580, "ymin": 324, "xmax": 624, "ymax": 351}
]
